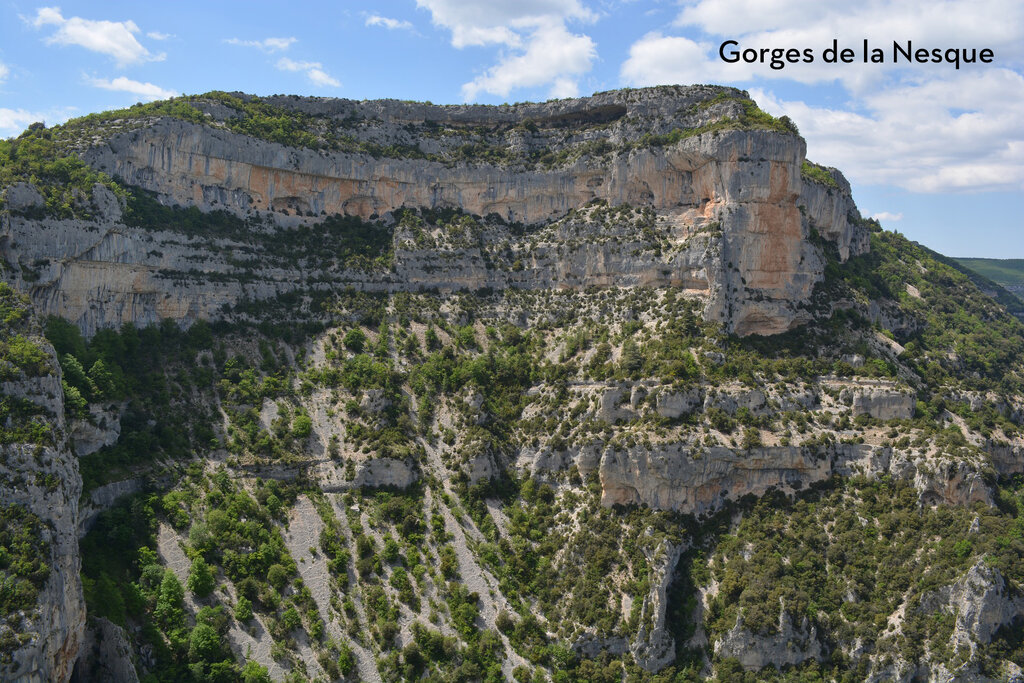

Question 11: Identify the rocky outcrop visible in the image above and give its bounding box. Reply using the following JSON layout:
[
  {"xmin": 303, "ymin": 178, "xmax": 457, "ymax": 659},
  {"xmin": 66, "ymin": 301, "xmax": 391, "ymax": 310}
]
[
  {"xmin": 72, "ymin": 618, "xmax": 139, "ymax": 683},
  {"xmin": 0, "ymin": 352, "xmax": 84, "ymax": 682},
  {"xmin": 319, "ymin": 457, "xmax": 417, "ymax": 491},
  {"xmin": 918, "ymin": 561, "xmax": 1024, "ymax": 657},
  {"xmin": 654, "ymin": 386, "xmax": 704, "ymax": 419},
  {"xmin": 828, "ymin": 379, "xmax": 916, "ymax": 420},
  {"xmin": 585, "ymin": 441, "xmax": 994, "ymax": 515},
  {"xmin": 631, "ymin": 540, "xmax": 685, "ymax": 671},
  {"xmin": 714, "ymin": 612, "xmax": 825, "ymax": 670},
  {"xmin": 70, "ymin": 404, "xmax": 122, "ymax": 457},
  {"xmin": 599, "ymin": 444, "xmax": 830, "ymax": 514},
  {"xmin": 3, "ymin": 183, "xmax": 46, "ymax": 212},
  {"xmin": 799, "ymin": 167, "xmax": 868, "ymax": 261},
  {"xmin": 989, "ymin": 443, "xmax": 1024, "ymax": 476}
]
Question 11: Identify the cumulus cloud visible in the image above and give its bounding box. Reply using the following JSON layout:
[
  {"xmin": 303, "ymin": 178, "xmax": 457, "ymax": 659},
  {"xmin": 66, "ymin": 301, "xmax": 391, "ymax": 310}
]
[
  {"xmin": 621, "ymin": 32, "xmax": 735, "ymax": 86},
  {"xmin": 31, "ymin": 6, "xmax": 162, "ymax": 66},
  {"xmin": 0, "ymin": 109, "xmax": 41, "ymax": 136},
  {"xmin": 365, "ymin": 15, "xmax": 414, "ymax": 31},
  {"xmin": 276, "ymin": 58, "xmax": 340, "ymax": 88},
  {"xmin": 416, "ymin": 0, "xmax": 598, "ymax": 101},
  {"xmin": 417, "ymin": 0, "xmax": 595, "ymax": 47},
  {"xmin": 88, "ymin": 76, "xmax": 177, "ymax": 101},
  {"xmin": 225, "ymin": 36, "xmax": 296, "ymax": 52},
  {"xmin": 750, "ymin": 70, "xmax": 1024, "ymax": 193},
  {"xmin": 870, "ymin": 211, "xmax": 904, "ymax": 222},
  {"xmin": 648, "ymin": 0, "xmax": 1024, "ymax": 91},
  {"xmin": 0, "ymin": 106, "xmax": 76, "ymax": 137},
  {"xmin": 462, "ymin": 23, "xmax": 595, "ymax": 100},
  {"xmin": 620, "ymin": 0, "xmax": 1024, "ymax": 193}
]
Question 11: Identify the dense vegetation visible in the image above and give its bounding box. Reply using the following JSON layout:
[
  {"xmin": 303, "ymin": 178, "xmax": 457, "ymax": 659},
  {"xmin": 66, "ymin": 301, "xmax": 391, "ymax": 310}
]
[
  {"xmin": 123, "ymin": 190, "xmax": 394, "ymax": 272},
  {"xmin": 800, "ymin": 161, "xmax": 839, "ymax": 189},
  {"xmin": 3, "ymin": 87, "xmax": 1024, "ymax": 680},
  {"xmin": 0, "ymin": 124, "xmax": 123, "ymax": 218},
  {"xmin": 837, "ymin": 230, "xmax": 1024, "ymax": 396},
  {"xmin": 0, "ymin": 283, "xmax": 55, "ymax": 447},
  {"xmin": 58, "ymin": 222, "xmax": 1024, "ymax": 678},
  {"xmin": 47, "ymin": 317, "xmax": 219, "ymax": 490},
  {"xmin": 700, "ymin": 476, "xmax": 1024, "ymax": 674},
  {"xmin": 0, "ymin": 504, "xmax": 51, "ymax": 657}
]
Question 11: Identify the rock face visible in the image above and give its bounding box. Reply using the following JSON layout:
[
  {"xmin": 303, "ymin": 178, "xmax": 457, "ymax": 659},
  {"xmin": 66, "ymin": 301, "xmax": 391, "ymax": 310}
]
[
  {"xmin": 715, "ymin": 612, "xmax": 825, "ymax": 670},
  {"xmin": 919, "ymin": 561, "xmax": 1024, "ymax": 657},
  {"xmin": 631, "ymin": 541, "xmax": 685, "ymax": 671},
  {"xmin": 69, "ymin": 404, "xmax": 122, "ymax": 457},
  {"xmin": 594, "ymin": 441, "xmax": 994, "ymax": 516},
  {"xmin": 0, "ymin": 353, "xmax": 84, "ymax": 682},
  {"xmin": 1, "ymin": 86, "xmax": 867, "ymax": 337},
  {"xmin": 799, "ymin": 166, "xmax": 868, "ymax": 260},
  {"xmin": 72, "ymin": 618, "xmax": 139, "ymax": 683},
  {"xmin": 318, "ymin": 457, "xmax": 417, "ymax": 491},
  {"xmin": 598, "ymin": 444, "xmax": 831, "ymax": 513},
  {"xmin": 831, "ymin": 379, "xmax": 916, "ymax": 420}
]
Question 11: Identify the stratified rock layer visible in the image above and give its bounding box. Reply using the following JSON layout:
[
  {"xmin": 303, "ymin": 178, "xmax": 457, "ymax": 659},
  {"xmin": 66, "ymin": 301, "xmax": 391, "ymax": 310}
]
[{"xmin": 2, "ymin": 87, "xmax": 867, "ymax": 337}]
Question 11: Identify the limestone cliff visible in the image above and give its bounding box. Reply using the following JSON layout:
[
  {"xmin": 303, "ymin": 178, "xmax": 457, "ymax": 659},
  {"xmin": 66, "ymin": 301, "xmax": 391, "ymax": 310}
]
[
  {"xmin": 1, "ymin": 86, "xmax": 1020, "ymax": 683},
  {"xmin": 2, "ymin": 86, "xmax": 867, "ymax": 337},
  {"xmin": 0, "ymin": 300, "xmax": 84, "ymax": 682}
]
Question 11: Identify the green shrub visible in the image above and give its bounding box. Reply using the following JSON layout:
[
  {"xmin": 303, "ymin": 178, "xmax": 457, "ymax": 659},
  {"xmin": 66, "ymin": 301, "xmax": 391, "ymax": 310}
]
[{"xmin": 187, "ymin": 557, "xmax": 216, "ymax": 597}]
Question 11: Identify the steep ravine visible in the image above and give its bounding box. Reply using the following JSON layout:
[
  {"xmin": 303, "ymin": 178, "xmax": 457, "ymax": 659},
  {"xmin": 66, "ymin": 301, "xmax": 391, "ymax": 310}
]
[{"xmin": 0, "ymin": 86, "xmax": 1021, "ymax": 682}]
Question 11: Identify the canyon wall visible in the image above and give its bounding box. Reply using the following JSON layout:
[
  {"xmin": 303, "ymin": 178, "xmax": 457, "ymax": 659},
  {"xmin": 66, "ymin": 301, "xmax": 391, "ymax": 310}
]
[{"xmin": 2, "ymin": 87, "xmax": 866, "ymax": 337}]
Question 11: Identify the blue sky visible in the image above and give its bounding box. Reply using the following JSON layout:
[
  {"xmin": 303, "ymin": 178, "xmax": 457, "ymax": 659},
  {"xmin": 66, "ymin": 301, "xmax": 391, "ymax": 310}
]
[{"xmin": 1, "ymin": 0, "xmax": 1021, "ymax": 258}]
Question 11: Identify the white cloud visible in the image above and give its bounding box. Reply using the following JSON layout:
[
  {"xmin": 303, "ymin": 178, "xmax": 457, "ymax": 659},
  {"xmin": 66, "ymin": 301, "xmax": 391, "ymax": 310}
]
[
  {"xmin": 416, "ymin": 0, "xmax": 595, "ymax": 47},
  {"xmin": 307, "ymin": 68, "xmax": 340, "ymax": 88},
  {"xmin": 0, "ymin": 62, "xmax": 8, "ymax": 82},
  {"xmin": 750, "ymin": 70, "xmax": 1024, "ymax": 193},
  {"xmin": 619, "ymin": 0, "xmax": 1024, "ymax": 194},
  {"xmin": 0, "ymin": 109, "xmax": 42, "ymax": 136},
  {"xmin": 225, "ymin": 37, "xmax": 296, "ymax": 52},
  {"xmin": 870, "ymin": 211, "xmax": 904, "ymax": 222},
  {"xmin": 621, "ymin": 32, "xmax": 736, "ymax": 86},
  {"xmin": 416, "ymin": 0, "xmax": 599, "ymax": 100},
  {"xmin": 646, "ymin": 0, "xmax": 1024, "ymax": 92},
  {"xmin": 0, "ymin": 106, "xmax": 76, "ymax": 137},
  {"xmin": 365, "ymin": 15, "xmax": 414, "ymax": 31},
  {"xmin": 462, "ymin": 23, "xmax": 595, "ymax": 100},
  {"xmin": 147, "ymin": 31, "xmax": 172, "ymax": 41},
  {"xmin": 276, "ymin": 58, "xmax": 340, "ymax": 87},
  {"xmin": 31, "ymin": 6, "xmax": 161, "ymax": 66},
  {"xmin": 88, "ymin": 76, "xmax": 177, "ymax": 101}
]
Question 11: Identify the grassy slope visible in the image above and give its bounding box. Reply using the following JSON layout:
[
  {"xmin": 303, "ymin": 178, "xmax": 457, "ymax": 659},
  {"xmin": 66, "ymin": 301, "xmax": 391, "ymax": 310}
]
[{"xmin": 953, "ymin": 258, "xmax": 1024, "ymax": 289}]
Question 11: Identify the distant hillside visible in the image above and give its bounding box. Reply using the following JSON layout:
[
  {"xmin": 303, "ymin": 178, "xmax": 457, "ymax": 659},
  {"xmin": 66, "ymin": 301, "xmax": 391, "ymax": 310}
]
[
  {"xmin": 954, "ymin": 257, "xmax": 1024, "ymax": 295},
  {"xmin": 949, "ymin": 257, "xmax": 1024, "ymax": 319}
]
